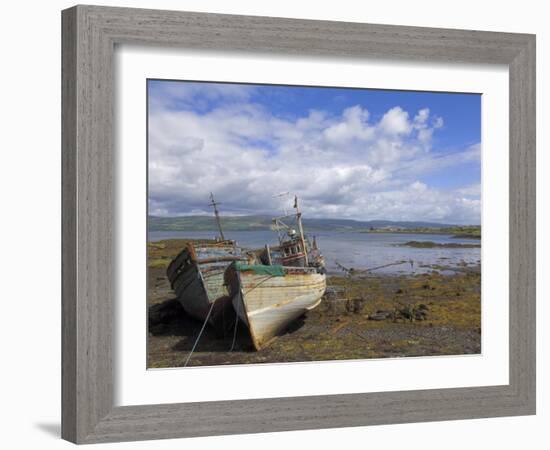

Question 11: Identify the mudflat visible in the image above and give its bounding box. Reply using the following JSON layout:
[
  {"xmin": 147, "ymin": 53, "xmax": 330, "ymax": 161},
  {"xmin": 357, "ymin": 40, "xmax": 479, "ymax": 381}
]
[{"xmin": 147, "ymin": 240, "xmax": 481, "ymax": 368}]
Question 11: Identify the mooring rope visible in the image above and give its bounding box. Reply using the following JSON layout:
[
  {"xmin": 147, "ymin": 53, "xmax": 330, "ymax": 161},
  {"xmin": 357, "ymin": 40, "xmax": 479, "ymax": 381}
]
[
  {"xmin": 183, "ymin": 300, "xmax": 216, "ymax": 367},
  {"xmin": 229, "ymin": 274, "xmax": 276, "ymax": 352},
  {"xmin": 229, "ymin": 299, "xmax": 240, "ymax": 352},
  {"xmin": 335, "ymin": 259, "xmax": 413, "ymax": 276}
]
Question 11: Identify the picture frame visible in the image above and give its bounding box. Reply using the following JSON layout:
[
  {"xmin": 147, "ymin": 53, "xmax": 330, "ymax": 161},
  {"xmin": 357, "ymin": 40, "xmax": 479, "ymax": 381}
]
[{"xmin": 61, "ymin": 4, "xmax": 536, "ymax": 444}]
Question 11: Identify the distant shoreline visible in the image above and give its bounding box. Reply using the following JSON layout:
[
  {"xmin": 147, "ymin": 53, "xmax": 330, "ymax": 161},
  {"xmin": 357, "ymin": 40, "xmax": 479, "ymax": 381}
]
[
  {"xmin": 398, "ymin": 240, "xmax": 481, "ymax": 249},
  {"xmin": 148, "ymin": 215, "xmax": 480, "ymax": 235},
  {"xmin": 362, "ymin": 229, "xmax": 481, "ymax": 239}
]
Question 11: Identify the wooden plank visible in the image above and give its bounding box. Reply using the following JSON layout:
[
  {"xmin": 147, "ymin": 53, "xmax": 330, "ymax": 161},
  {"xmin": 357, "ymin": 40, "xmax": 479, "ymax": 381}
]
[
  {"xmin": 62, "ymin": 5, "xmax": 116, "ymax": 442},
  {"xmin": 236, "ymin": 272, "xmax": 326, "ymax": 349},
  {"xmin": 173, "ymin": 267, "xmax": 199, "ymax": 297},
  {"xmin": 166, "ymin": 248, "xmax": 190, "ymax": 281},
  {"xmin": 61, "ymin": 6, "xmax": 77, "ymax": 443}
]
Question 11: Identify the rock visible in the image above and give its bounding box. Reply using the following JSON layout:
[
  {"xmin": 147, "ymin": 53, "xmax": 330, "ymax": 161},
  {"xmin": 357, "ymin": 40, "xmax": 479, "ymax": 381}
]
[
  {"xmin": 414, "ymin": 311, "xmax": 428, "ymax": 321},
  {"xmin": 368, "ymin": 312, "xmax": 388, "ymax": 321}
]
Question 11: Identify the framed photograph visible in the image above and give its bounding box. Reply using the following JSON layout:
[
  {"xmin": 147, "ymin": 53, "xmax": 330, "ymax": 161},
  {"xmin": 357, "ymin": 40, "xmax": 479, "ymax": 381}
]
[
  {"xmin": 146, "ymin": 79, "xmax": 485, "ymax": 367},
  {"xmin": 62, "ymin": 5, "xmax": 536, "ymax": 444}
]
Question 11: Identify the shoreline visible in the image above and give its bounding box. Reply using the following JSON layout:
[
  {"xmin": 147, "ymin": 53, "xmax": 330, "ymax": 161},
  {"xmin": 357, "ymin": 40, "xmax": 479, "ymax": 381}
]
[
  {"xmin": 361, "ymin": 230, "xmax": 481, "ymax": 238},
  {"xmin": 147, "ymin": 239, "xmax": 481, "ymax": 368},
  {"xmin": 397, "ymin": 240, "xmax": 481, "ymax": 249}
]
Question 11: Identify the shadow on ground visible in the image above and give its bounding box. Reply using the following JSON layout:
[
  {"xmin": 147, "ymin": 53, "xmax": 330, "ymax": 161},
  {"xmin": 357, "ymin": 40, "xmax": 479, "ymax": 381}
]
[
  {"xmin": 35, "ymin": 423, "xmax": 60, "ymax": 438},
  {"xmin": 148, "ymin": 297, "xmax": 308, "ymax": 355}
]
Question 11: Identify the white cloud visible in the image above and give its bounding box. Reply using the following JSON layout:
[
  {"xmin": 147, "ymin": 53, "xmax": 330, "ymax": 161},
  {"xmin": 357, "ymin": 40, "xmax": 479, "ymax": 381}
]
[
  {"xmin": 417, "ymin": 128, "xmax": 433, "ymax": 145},
  {"xmin": 433, "ymin": 116, "xmax": 444, "ymax": 129},
  {"xmin": 148, "ymin": 94, "xmax": 480, "ymax": 224},
  {"xmin": 323, "ymin": 105, "xmax": 374, "ymax": 144},
  {"xmin": 414, "ymin": 108, "xmax": 430, "ymax": 126},
  {"xmin": 379, "ymin": 107, "xmax": 412, "ymax": 135}
]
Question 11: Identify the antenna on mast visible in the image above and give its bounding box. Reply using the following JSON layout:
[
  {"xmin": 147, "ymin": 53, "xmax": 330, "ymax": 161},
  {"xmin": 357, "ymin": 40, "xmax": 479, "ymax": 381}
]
[
  {"xmin": 272, "ymin": 191, "xmax": 290, "ymax": 216},
  {"xmin": 208, "ymin": 192, "xmax": 225, "ymax": 241}
]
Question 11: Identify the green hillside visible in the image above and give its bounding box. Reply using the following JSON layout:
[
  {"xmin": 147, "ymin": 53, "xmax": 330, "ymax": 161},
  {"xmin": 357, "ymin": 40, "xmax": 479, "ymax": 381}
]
[{"xmin": 148, "ymin": 215, "xmax": 478, "ymax": 234}]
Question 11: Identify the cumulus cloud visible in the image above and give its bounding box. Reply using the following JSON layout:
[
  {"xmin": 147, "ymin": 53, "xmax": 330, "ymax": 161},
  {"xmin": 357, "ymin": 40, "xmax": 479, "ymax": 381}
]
[
  {"xmin": 324, "ymin": 105, "xmax": 374, "ymax": 144},
  {"xmin": 148, "ymin": 85, "xmax": 481, "ymax": 224},
  {"xmin": 379, "ymin": 107, "xmax": 412, "ymax": 135}
]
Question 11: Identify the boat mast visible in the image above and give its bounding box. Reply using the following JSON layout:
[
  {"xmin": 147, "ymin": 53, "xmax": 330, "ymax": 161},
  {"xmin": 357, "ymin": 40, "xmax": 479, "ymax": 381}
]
[
  {"xmin": 294, "ymin": 196, "xmax": 309, "ymax": 266},
  {"xmin": 272, "ymin": 192, "xmax": 290, "ymax": 245},
  {"xmin": 209, "ymin": 192, "xmax": 225, "ymax": 241}
]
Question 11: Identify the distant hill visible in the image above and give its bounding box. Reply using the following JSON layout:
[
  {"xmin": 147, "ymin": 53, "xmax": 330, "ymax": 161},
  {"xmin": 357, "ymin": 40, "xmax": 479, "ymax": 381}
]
[
  {"xmin": 148, "ymin": 215, "xmax": 461, "ymax": 232},
  {"xmin": 148, "ymin": 215, "xmax": 271, "ymax": 232}
]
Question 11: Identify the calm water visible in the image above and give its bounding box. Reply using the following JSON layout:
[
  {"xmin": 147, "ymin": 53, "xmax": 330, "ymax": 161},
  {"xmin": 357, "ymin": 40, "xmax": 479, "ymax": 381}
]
[{"xmin": 148, "ymin": 230, "xmax": 481, "ymax": 275}]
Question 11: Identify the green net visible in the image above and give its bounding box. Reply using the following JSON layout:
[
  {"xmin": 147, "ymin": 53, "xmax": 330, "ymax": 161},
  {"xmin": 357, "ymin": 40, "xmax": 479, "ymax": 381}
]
[{"xmin": 234, "ymin": 262, "xmax": 285, "ymax": 277}]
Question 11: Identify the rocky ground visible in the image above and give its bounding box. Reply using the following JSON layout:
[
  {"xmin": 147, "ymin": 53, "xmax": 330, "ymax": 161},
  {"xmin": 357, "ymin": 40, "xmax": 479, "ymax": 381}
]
[{"xmin": 147, "ymin": 239, "xmax": 481, "ymax": 368}]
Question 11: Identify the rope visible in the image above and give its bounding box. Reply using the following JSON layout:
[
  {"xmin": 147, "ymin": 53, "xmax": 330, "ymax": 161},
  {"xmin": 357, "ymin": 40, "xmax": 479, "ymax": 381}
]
[
  {"xmin": 229, "ymin": 299, "xmax": 240, "ymax": 352},
  {"xmin": 183, "ymin": 300, "xmax": 216, "ymax": 367},
  {"xmin": 335, "ymin": 259, "xmax": 412, "ymax": 276},
  {"xmin": 200, "ymin": 270, "xmax": 225, "ymax": 279},
  {"xmin": 229, "ymin": 274, "xmax": 276, "ymax": 352},
  {"xmin": 359, "ymin": 260, "xmax": 411, "ymax": 274}
]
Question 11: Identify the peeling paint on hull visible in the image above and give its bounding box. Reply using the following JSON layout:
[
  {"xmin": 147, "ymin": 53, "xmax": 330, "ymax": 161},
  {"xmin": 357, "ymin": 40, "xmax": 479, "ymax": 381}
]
[
  {"xmin": 167, "ymin": 241, "xmax": 243, "ymax": 325},
  {"xmin": 228, "ymin": 267, "xmax": 326, "ymax": 350}
]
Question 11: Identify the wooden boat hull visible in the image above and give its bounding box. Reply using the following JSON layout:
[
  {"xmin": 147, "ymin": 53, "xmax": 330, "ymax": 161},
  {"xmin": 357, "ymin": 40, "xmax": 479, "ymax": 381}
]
[
  {"xmin": 167, "ymin": 241, "xmax": 242, "ymax": 326},
  {"xmin": 226, "ymin": 265, "xmax": 326, "ymax": 350}
]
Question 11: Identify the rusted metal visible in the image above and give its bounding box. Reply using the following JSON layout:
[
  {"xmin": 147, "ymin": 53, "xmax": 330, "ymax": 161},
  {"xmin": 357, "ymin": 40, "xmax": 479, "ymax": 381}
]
[{"xmin": 186, "ymin": 241, "xmax": 197, "ymax": 261}]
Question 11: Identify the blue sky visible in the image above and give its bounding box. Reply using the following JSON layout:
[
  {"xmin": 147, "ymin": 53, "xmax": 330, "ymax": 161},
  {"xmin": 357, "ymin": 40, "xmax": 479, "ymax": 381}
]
[{"xmin": 148, "ymin": 80, "xmax": 481, "ymax": 224}]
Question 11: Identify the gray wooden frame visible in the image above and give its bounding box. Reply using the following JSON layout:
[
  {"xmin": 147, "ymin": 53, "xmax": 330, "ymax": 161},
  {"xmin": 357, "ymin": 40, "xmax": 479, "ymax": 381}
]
[{"xmin": 62, "ymin": 4, "xmax": 536, "ymax": 444}]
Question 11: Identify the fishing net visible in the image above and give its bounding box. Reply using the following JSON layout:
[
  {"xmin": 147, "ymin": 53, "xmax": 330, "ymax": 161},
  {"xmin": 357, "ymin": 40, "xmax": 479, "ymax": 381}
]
[{"xmin": 234, "ymin": 262, "xmax": 285, "ymax": 277}]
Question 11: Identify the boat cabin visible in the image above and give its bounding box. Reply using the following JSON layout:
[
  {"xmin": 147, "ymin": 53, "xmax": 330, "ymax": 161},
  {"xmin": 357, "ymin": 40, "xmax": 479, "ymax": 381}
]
[{"xmin": 279, "ymin": 234, "xmax": 307, "ymax": 267}]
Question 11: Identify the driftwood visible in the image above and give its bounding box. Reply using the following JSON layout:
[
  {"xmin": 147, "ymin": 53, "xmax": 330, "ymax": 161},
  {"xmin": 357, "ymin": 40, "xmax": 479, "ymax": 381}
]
[{"xmin": 329, "ymin": 319, "xmax": 351, "ymax": 335}]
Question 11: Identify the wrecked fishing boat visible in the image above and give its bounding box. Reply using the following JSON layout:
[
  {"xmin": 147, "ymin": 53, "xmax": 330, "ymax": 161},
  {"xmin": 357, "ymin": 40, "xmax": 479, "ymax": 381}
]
[
  {"xmin": 166, "ymin": 194, "xmax": 247, "ymax": 329},
  {"xmin": 225, "ymin": 263, "xmax": 326, "ymax": 350},
  {"xmin": 167, "ymin": 240, "xmax": 244, "ymax": 326},
  {"xmin": 225, "ymin": 196, "xmax": 326, "ymax": 350}
]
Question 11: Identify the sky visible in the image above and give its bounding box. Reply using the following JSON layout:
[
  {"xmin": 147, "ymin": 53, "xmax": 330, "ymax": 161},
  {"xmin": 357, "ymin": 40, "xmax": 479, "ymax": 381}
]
[{"xmin": 147, "ymin": 79, "xmax": 481, "ymax": 225}]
